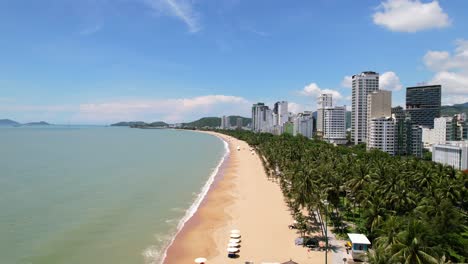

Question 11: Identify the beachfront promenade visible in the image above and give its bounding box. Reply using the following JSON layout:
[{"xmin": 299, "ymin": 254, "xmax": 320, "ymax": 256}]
[{"xmin": 163, "ymin": 131, "xmax": 355, "ymax": 264}]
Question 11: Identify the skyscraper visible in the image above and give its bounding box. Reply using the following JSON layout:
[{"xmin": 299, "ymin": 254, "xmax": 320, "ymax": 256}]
[
  {"xmin": 367, "ymin": 117, "xmax": 396, "ymax": 155},
  {"xmin": 406, "ymin": 85, "xmax": 441, "ymax": 128},
  {"xmin": 317, "ymin": 94, "xmax": 333, "ymax": 133},
  {"xmin": 351, "ymin": 71, "xmax": 379, "ymax": 145},
  {"xmin": 252, "ymin": 103, "xmax": 269, "ymax": 132},
  {"xmin": 323, "ymin": 106, "xmax": 347, "ymax": 145},
  {"xmin": 367, "ymin": 90, "xmax": 392, "ymax": 141},
  {"xmin": 273, "ymin": 101, "xmax": 289, "ymax": 127}
]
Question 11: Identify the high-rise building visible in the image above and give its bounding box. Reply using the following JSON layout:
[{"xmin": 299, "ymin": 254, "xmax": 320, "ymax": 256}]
[
  {"xmin": 351, "ymin": 71, "xmax": 379, "ymax": 144},
  {"xmin": 367, "ymin": 90, "xmax": 392, "ymax": 143},
  {"xmin": 391, "ymin": 106, "xmax": 423, "ymax": 158},
  {"xmin": 220, "ymin": 115, "xmax": 229, "ymax": 129},
  {"xmin": 252, "ymin": 103, "xmax": 269, "ymax": 132},
  {"xmin": 432, "ymin": 141, "xmax": 468, "ymax": 170},
  {"xmin": 434, "ymin": 116, "xmax": 457, "ymax": 144},
  {"xmin": 236, "ymin": 117, "xmax": 243, "ymax": 129},
  {"xmin": 406, "ymin": 85, "xmax": 441, "ymax": 128},
  {"xmin": 367, "ymin": 116, "xmax": 396, "ymax": 155},
  {"xmin": 273, "ymin": 101, "xmax": 288, "ymax": 127},
  {"xmin": 323, "ymin": 106, "xmax": 347, "ymax": 145},
  {"xmin": 317, "ymin": 94, "xmax": 333, "ymax": 133},
  {"xmin": 293, "ymin": 112, "xmax": 314, "ymax": 138}
]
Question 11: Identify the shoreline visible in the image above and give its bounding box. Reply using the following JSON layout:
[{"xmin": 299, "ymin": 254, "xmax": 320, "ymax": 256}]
[
  {"xmin": 157, "ymin": 131, "xmax": 230, "ymax": 264},
  {"xmin": 163, "ymin": 130, "xmax": 327, "ymax": 263}
]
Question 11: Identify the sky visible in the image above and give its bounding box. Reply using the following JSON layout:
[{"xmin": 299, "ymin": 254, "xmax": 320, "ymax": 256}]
[{"xmin": 1, "ymin": 0, "xmax": 467, "ymax": 124}]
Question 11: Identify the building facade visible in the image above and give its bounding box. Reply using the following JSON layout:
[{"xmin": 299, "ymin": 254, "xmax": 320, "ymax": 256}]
[
  {"xmin": 323, "ymin": 106, "xmax": 347, "ymax": 144},
  {"xmin": 317, "ymin": 94, "xmax": 333, "ymax": 133},
  {"xmin": 273, "ymin": 101, "xmax": 289, "ymax": 127},
  {"xmin": 351, "ymin": 71, "xmax": 379, "ymax": 145},
  {"xmin": 367, "ymin": 117, "xmax": 396, "ymax": 155},
  {"xmin": 252, "ymin": 103, "xmax": 269, "ymax": 132},
  {"xmin": 432, "ymin": 141, "xmax": 468, "ymax": 170},
  {"xmin": 293, "ymin": 112, "xmax": 314, "ymax": 138},
  {"xmin": 367, "ymin": 90, "xmax": 392, "ymax": 144},
  {"xmin": 406, "ymin": 85, "xmax": 441, "ymax": 128}
]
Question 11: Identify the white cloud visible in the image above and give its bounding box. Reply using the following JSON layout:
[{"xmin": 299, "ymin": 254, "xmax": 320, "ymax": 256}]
[
  {"xmin": 423, "ymin": 39, "xmax": 468, "ymax": 72},
  {"xmin": 79, "ymin": 24, "xmax": 103, "ymax": 36},
  {"xmin": 373, "ymin": 0, "xmax": 451, "ymax": 33},
  {"xmin": 380, "ymin": 71, "xmax": 403, "ymax": 91},
  {"xmin": 288, "ymin": 102, "xmax": 306, "ymax": 114},
  {"xmin": 77, "ymin": 95, "xmax": 250, "ymax": 122},
  {"xmin": 341, "ymin": 76, "xmax": 352, "ymax": 88},
  {"xmin": 144, "ymin": 0, "xmax": 201, "ymax": 33},
  {"xmin": 423, "ymin": 39, "xmax": 468, "ymax": 105},
  {"xmin": 299, "ymin": 83, "xmax": 343, "ymax": 101}
]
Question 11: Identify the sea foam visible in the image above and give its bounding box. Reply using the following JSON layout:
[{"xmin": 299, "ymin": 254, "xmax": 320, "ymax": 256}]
[{"xmin": 144, "ymin": 134, "xmax": 230, "ymax": 264}]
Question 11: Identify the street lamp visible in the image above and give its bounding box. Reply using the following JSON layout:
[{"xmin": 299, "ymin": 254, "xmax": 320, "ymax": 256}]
[{"xmin": 322, "ymin": 199, "xmax": 329, "ymax": 264}]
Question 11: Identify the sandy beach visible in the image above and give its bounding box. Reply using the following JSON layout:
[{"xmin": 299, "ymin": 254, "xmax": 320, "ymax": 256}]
[{"xmin": 163, "ymin": 131, "xmax": 328, "ymax": 264}]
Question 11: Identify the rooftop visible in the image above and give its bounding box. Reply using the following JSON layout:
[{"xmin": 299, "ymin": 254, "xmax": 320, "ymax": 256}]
[{"xmin": 347, "ymin": 233, "xmax": 371, "ymax": 245}]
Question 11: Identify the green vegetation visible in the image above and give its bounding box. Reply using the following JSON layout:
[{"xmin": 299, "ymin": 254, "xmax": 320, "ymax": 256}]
[
  {"xmin": 110, "ymin": 121, "xmax": 148, "ymax": 127},
  {"xmin": 182, "ymin": 116, "xmax": 251, "ymax": 128},
  {"xmin": 217, "ymin": 130, "xmax": 468, "ymax": 263},
  {"xmin": 441, "ymin": 102, "xmax": 468, "ymax": 117}
]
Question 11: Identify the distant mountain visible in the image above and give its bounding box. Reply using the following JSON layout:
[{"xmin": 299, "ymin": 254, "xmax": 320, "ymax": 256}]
[
  {"xmin": 110, "ymin": 121, "xmax": 147, "ymax": 127},
  {"xmin": 182, "ymin": 116, "xmax": 251, "ymax": 128},
  {"xmin": 149, "ymin": 121, "xmax": 169, "ymax": 127},
  {"xmin": 0, "ymin": 119, "xmax": 20, "ymax": 126},
  {"xmin": 24, "ymin": 121, "xmax": 50, "ymax": 126},
  {"xmin": 183, "ymin": 117, "xmax": 220, "ymax": 128},
  {"xmin": 441, "ymin": 102, "xmax": 468, "ymax": 117}
]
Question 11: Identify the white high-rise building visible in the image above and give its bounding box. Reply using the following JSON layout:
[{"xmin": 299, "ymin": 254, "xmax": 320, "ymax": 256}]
[
  {"xmin": 351, "ymin": 71, "xmax": 379, "ymax": 145},
  {"xmin": 274, "ymin": 101, "xmax": 288, "ymax": 127},
  {"xmin": 317, "ymin": 94, "xmax": 333, "ymax": 133},
  {"xmin": 220, "ymin": 115, "xmax": 229, "ymax": 129},
  {"xmin": 323, "ymin": 106, "xmax": 347, "ymax": 145},
  {"xmin": 432, "ymin": 141, "xmax": 468, "ymax": 170},
  {"xmin": 434, "ymin": 116, "xmax": 456, "ymax": 144},
  {"xmin": 252, "ymin": 103, "xmax": 269, "ymax": 132},
  {"xmin": 293, "ymin": 112, "xmax": 314, "ymax": 138},
  {"xmin": 367, "ymin": 116, "xmax": 396, "ymax": 155}
]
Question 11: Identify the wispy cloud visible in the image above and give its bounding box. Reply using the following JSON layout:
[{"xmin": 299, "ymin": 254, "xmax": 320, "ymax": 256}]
[
  {"xmin": 144, "ymin": 0, "xmax": 201, "ymax": 33},
  {"xmin": 76, "ymin": 95, "xmax": 250, "ymax": 123},
  {"xmin": 79, "ymin": 24, "xmax": 103, "ymax": 36}
]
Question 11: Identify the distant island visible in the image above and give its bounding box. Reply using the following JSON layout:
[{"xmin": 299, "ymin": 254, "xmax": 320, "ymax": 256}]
[
  {"xmin": 0, "ymin": 119, "xmax": 51, "ymax": 127},
  {"xmin": 111, "ymin": 116, "xmax": 252, "ymax": 129},
  {"xmin": 24, "ymin": 121, "xmax": 51, "ymax": 126},
  {"xmin": 0, "ymin": 119, "xmax": 21, "ymax": 126}
]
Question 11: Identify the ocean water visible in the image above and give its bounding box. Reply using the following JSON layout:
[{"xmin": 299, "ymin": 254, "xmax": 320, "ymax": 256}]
[{"xmin": 0, "ymin": 126, "xmax": 226, "ymax": 264}]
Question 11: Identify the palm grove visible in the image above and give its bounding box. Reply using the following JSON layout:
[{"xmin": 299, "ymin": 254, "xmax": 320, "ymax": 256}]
[{"xmin": 218, "ymin": 130, "xmax": 467, "ymax": 263}]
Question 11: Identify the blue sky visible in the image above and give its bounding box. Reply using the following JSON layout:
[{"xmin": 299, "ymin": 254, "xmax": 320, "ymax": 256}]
[{"xmin": 1, "ymin": 0, "xmax": 467, "ymax": 124}]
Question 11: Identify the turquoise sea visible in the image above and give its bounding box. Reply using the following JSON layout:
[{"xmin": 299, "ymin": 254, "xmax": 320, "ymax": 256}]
[{"xmin": 0, "ymin": 126, "xmax": 227, "ymax": 264}]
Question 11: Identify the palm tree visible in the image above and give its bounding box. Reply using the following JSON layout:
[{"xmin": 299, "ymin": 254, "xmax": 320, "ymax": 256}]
[{"xmin": 390, "ymin": 220, "xmax": 439, "ymax": 264}]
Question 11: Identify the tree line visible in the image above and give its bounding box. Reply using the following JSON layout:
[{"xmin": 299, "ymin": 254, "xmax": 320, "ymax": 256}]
[{"xmin": 217, "ymin": 129, "xmax": 467, "ymax": 264}]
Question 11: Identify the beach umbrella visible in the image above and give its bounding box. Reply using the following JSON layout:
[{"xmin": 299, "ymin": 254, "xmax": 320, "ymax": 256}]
[
  {"xmin": 230, "ymin": 229, "xmax": 240, "ymax": 234},
  {"xmin": 228, "ymin": 242, "xmax": 240, "ymax": 248},
  {"xmin": 194, "ymin": 257, "xmax": 207, "ymax": 264},
  {"xmin": 229, "ymin": 238, "xmax": 241, "ymax": 243},
  {"xmin": 281, "ymin": 259, "xmax": 299, "ymax": 264},
  {"xmin": 230, "ymin": 233, "xmax": 241, "ymax": 238},
  {"xmin": 227, "ymin": 247, "xmax": 239, "ymax": 253}
]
